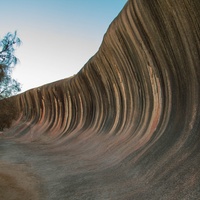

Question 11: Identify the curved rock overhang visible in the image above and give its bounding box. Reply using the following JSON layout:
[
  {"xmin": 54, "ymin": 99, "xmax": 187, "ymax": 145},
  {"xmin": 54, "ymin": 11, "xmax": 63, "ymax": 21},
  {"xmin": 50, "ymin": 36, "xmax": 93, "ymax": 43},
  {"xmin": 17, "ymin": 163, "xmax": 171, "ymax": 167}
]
[{"xmin": 1, "ymin": 0, "xmax": 200, "ymax": 199}]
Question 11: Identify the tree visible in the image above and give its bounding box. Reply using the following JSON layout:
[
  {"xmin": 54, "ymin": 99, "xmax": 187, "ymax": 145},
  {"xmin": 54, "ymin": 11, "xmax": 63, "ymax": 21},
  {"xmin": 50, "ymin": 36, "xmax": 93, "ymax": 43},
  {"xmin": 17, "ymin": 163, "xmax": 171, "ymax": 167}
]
[{"xmin": 0, "ymin": 31, "xmax": 22, "ymax": 99}]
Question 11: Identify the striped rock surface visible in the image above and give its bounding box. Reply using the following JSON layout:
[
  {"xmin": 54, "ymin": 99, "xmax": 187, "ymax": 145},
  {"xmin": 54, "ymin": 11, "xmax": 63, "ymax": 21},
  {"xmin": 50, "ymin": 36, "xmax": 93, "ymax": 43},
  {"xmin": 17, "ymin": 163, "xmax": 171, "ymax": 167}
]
[{"xmin": 1, "ymin": 0, "xmax": 200, "ymax": 199}]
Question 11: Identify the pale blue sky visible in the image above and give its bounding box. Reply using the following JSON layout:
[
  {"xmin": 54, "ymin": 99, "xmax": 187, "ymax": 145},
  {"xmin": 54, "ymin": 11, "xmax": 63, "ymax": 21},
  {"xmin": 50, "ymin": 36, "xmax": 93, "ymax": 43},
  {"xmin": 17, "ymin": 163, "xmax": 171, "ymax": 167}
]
[{"xmin": 1, "ymin": 0, "xmax": 127, "ymax": 92}]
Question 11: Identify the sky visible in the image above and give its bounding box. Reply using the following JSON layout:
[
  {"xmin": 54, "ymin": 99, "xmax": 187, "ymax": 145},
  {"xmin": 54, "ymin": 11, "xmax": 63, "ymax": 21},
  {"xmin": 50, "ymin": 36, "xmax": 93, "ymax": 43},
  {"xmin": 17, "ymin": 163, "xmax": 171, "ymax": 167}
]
[{"xmin": 1, "ymin": 0, "xmax": 127, "ymax": 92}]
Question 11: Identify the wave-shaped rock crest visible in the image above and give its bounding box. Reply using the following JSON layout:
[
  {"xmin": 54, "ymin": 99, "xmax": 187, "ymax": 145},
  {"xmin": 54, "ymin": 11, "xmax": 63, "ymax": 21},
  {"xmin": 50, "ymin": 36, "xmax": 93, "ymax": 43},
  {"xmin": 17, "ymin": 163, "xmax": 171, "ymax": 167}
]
[{"xmin": 1, "ymin": 0, "xmax": 200, "ymax": 199}]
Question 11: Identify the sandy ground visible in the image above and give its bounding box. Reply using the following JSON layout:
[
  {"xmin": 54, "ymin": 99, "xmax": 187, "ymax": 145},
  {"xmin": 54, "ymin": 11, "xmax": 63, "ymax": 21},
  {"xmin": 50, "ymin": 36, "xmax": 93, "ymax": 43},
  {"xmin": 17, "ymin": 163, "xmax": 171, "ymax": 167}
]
[
  {"xmin": 0, "ymin": 162, "xmax": 42, "ymax": 200},
  {"xmin": 0, "ymin": 136, "xmax": 126, "ymax": 200},
  {"xmin": 0, "ymin": 138, "xmax": 45, "ymax": 200}
]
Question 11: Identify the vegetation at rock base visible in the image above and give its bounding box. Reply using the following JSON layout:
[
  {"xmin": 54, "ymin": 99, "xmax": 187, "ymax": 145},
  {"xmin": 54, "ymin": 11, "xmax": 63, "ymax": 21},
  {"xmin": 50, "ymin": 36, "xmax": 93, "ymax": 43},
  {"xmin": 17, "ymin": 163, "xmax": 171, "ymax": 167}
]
[{"xmin": 0, "ymin": 97, "xmax": 19, "ymax": 131}]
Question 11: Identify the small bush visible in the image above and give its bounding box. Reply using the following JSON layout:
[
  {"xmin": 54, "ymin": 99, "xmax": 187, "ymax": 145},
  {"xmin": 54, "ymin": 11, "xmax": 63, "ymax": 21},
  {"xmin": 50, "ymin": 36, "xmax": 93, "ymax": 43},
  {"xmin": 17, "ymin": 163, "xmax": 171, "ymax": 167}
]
[{"xmin": 0, "ymin": 97, "xmax": 19, "ymax": 131}]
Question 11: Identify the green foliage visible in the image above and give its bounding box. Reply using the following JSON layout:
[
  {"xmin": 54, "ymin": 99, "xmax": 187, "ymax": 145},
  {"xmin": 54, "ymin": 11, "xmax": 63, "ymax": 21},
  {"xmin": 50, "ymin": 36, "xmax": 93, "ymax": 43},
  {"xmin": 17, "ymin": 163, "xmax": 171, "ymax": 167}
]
[
  {"xmin": 0, "ymin": 31, "xmax": 21, "ymax": 67},
  {"xmin": 0, "ymin": 31, "xmax": 22, "ymax": 99}
]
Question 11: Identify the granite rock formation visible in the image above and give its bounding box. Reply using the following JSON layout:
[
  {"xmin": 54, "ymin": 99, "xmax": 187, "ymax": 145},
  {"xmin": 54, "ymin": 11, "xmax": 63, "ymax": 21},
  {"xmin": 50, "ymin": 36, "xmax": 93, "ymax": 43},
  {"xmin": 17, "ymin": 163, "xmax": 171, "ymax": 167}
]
[{"xmin": 1, "ymin": 0, "xmax": 200, "ymax": 199}]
